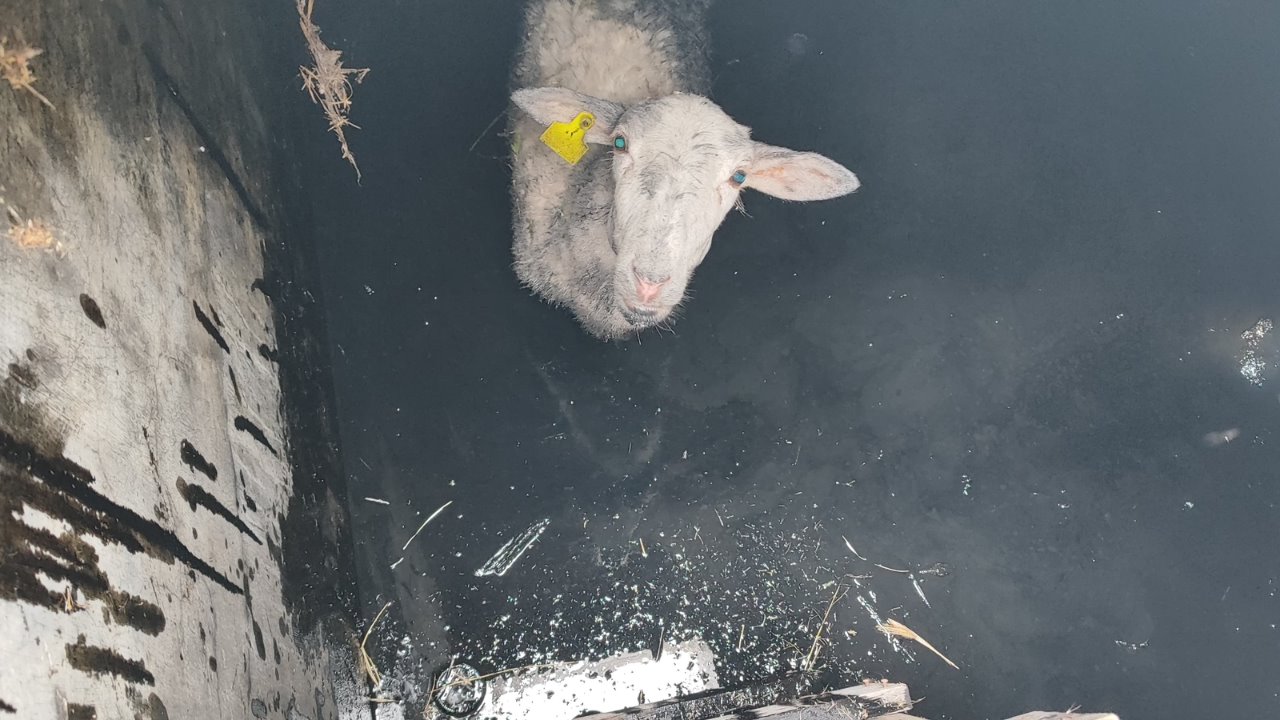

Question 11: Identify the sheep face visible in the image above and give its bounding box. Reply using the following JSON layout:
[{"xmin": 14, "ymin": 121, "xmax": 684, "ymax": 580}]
[
  {"xmin": 513, "ymin": 87, "xmax": 861, "ymax": 338},
  {"xmin": 606, "ymin": 94, "xmax": 753, "ymax": 329}
]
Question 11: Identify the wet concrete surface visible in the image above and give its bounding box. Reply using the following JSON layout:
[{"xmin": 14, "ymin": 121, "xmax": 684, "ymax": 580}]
[
  {"xmin": 307, "ymin": 1, "xmax": 1280, "ymax": 718},
  {"xmin": 0, "ymin": 0, "xmax": 360, "ymax": 715}
]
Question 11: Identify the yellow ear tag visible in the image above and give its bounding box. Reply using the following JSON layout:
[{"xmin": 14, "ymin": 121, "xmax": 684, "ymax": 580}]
[{"xmin": 539, "ymin": 112, "xmax": 595, "ymax": 165}]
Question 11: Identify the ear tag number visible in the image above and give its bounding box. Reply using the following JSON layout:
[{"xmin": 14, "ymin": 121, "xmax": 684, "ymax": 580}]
[{"xmin": 540, "ymin": 112, "xmax": 595, "ymax": 165}]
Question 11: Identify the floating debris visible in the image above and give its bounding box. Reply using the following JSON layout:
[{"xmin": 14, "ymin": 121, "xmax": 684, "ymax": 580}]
[
  {"xmin": 297, "ymin": 0, "xmax": 369, "ymax": 179},
  {"xmin": 358, "ymin": 601, "xmax": 393, "ymax": 691},
  {"xmin": 433, "ymin": 662, "xmax": 487, "ymax": 716},
  {"xmin": 841, "ymin": 535, "xmax": 867, "ymax": 561},
  {"xmin": 801, "ymin": 584, "xmax": 847, "ymax": 671},
  {"xmin": 1240, "ymin": 318, "xmax": 1273, "ymax": 386},
  {"xmin": 364, "ymin": 496, "xmax": 391, "ymax": 505},
  {"xmin": 910, "ymin": 575, "xmax": 931, "ymax": 608},
  {"xmin": 475, "ymin": 518, "xmax": 550, "ymax": 577},
  {"xmin": 878, "ymin": 619, "xmax": 958, "ymax": 670},
  {"xmin": 401, "ymin": 500, "xmax": 452, "ymax": 552},
  {"xmin": 917, "ymin": 562, "xmax": 951, "ymax": 577},
  {"xmin": 459, "ymin": 517, "xmax": 920, "ymax": 689},
  {"xmin": 1114, "ymin": 638, "xmax": 1149, "ymax": 653}
]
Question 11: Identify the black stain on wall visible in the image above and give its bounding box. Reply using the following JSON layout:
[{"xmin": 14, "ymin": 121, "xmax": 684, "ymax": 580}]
[
  {"xmin": 266, "ymin": 534, "xmax": 282, "ymax": 565},
  {"xmin": 142, "ymin": 427, "xmax": 160, "ymax": 472},
  {"xmin": 1, "ymin": 363, "xmax": 67, "ymax": 461},
  {"xmin": 0, "ymin": 699, "xmax": 15, "ymax": 713},
  {"xmin": 192, "ymin": 301, "xmax": 230, "ymax": 353},
  {"xmin": 79, "ymin": 294, "xmax": 106, "ymax": 328},
  {"xmin": 239, "ymin": 471, "xmax": 258, "ymax": 512},
  {"xmin": 66, "ymin": 635, "xmax": 155, "ymax": 685},
  {"xmin": 0, "ymin": 363, "xmax": 172, "ymax": 632},
  {"xmin": 5, "ymin": 363, "xmax": 37, "ymax": 390},
  {"xmin": 66, "ymin": 704, "xmax": 97, "ymax": 720},
  {"xmin": 253, "ymin": 620, "xmax": 266, "ymax": 660},
  {"xmin": 146, "ymin": 694, "xmax": 169, "ymax": 720},
  {"xmin": 179, "ymin": 440, "xmax": 218, "ymax": 481},
  {"xmin": 125, "ymin": 688, "xmax": 169, "ymax": 720},
  {"xmin": 250, "ymin": 278, "xmax": 272, "ymax": 300},
  {"xmin": 0, "ymin": 369, "xmax": 171, "ymax": 633},
  {"xmin": 0, "ymin": 518, "xmax": 166, "ymax": 635},
  {"xmin": 234, "ymin": 416, "xmax": 278, "ymax": 456},
  {"xmin": 228, "ymin": 366, "xmax": 242, "ymax": 404},
  {"xmin": 176, "ymin": 477, "xmax": 262, "ymax": 544},
  {"xmin": 0, "ymin": 428, "xmax": 243, "ymax": 596}
]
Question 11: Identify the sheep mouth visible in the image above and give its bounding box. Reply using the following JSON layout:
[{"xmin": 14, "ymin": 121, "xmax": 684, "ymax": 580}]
[{"xmin": 621, "ymin": 305, "xmax": 667, "ymax": 328}]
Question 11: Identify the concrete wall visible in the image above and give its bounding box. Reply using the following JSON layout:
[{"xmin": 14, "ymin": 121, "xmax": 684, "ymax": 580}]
[{"xmin": 1, "ymin": 0, "xmax": 358, "ymax": 718}]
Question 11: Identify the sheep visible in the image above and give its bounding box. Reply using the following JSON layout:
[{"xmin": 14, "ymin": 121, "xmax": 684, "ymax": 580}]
[{"xmin": 509, "ymin": 0, "xmax": 859, "ymax": 340}]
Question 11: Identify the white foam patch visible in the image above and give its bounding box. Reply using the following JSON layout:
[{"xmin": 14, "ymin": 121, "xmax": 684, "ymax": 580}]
[{"xmin": 482, "ymin": 639, "xmax": 718, "ymax": 719}]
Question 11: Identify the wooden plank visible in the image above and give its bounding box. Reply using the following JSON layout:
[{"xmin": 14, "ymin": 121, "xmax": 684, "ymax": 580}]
[
  {"xmin": 1003, "ymin": 707, "xmax": 1116, "ymax": 712},
  {"xmin": 699, "ymin": 682, "xmax": 914, "ymax": 720},
  {"xmin": 837, "ymin": 682, "xmax": 913, "ymax": 706}
]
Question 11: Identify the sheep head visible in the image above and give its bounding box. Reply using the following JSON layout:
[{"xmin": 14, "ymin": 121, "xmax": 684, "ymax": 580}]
[{"xmin": 514, "ymin": 86, "xmax": 860, "ymax": 334}]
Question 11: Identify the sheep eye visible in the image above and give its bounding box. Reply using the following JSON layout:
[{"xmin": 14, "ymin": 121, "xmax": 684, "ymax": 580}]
[
  {"xmin": 731, "ymin": 170, "xmax": 747, "ymax": 185},
  {"xmin": 613, "ymin": 136, "xmax": 627, "ymax": 151}
]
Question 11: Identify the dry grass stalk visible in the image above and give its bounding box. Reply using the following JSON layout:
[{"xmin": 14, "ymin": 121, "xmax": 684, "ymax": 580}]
[
  {"xmin": 297, "ymin": 0, "xmax": 368, "ymax": 179},
  {"xmin": 5, "ymin": 204, "xmax": 63, "ymax": 255},
  {"xmin": 1, "ymin": 34, "xmax": 54, "ymax": 108},
  {"xmin": 9, "ymin": 218, "xmax": 55, "ymax": 250},
  {"xmin": 358, "ymin": 601, "xmax": 393, "ymax": 690},
  {"xmin": 877, "ymin": 618, "xmax": 959, "ymax": 670},
  {"xmin": 401, "ymin": 500, "xmax": 452, "ymax": 552},
  {"xmin": 63, "ymin": 586, "xmax": 85, "ymax": 613},
  {"xmin": 803, "ymin": 584, "xmax": 848, "ymax": 672}
]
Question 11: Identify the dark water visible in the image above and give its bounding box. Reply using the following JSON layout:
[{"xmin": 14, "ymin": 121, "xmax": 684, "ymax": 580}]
[{"xmin": 306, "ymin": 1, "xmax": 1280, "ymax": 718}]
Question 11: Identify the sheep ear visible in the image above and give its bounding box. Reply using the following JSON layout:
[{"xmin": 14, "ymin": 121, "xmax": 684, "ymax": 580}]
[
  {"xmin": 512, "ymin": 87, "xmax": 623, "ymax": 145},
  {"xmin": 743, "ymin": 143, "xmax": 860, "ymax": 201}
]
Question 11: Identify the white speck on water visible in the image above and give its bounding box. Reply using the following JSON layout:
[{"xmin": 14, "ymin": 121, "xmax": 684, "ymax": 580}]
[{"xmin": 1203, "ymin": 428, "xmax": 1241, "ymax": 446}]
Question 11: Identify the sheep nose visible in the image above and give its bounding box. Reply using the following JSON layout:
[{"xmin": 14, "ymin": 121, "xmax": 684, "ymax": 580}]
[{"xmin": 632, "ymin": 267, "xmax": 670, "ymax": 305}]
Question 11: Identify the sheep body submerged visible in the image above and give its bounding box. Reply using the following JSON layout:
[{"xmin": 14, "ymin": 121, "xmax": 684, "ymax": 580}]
[{"xmin": 510, "ymin": 0, "xmax": 859, "ymax": 339}]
